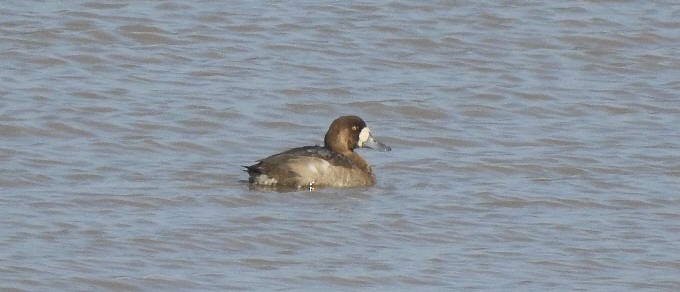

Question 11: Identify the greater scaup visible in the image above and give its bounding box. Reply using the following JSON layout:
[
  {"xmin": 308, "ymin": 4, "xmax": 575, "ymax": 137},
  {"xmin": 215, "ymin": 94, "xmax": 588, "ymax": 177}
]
[{"xmin": 245, "ymin": 115, "xmax": 391, "ymax": 190}]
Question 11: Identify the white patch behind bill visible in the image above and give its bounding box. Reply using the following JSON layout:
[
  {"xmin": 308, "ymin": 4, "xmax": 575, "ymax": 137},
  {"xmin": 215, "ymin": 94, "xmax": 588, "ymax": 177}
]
[{"xmin": 358, "ymin": 127, "xmax": 371, "ymax": 147}]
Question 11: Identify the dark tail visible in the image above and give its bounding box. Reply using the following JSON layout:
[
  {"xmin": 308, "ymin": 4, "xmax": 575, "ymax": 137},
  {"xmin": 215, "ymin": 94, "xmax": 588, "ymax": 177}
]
[{"xmin": 242, "ymin": 163, "xmax": 262, "ymax": 183}]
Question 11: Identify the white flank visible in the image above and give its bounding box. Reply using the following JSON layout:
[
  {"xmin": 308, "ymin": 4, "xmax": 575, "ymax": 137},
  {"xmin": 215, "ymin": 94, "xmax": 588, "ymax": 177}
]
[{"xmin": 255, "ymin": 175, "xmax": 278, "ymax": 185}]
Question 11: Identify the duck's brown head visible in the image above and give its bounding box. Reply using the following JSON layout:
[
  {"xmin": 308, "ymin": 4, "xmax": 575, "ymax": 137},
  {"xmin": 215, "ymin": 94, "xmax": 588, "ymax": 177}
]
[{"xmin": 323, "ymin": 115, "xmax": 391, "ymax": 154}]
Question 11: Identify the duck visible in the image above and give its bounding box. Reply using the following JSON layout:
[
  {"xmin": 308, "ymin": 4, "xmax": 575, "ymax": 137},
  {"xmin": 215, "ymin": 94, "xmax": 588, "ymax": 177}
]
[{"xmin": 245, "ymin": 115, "xmax": 391, "ymax": 190}]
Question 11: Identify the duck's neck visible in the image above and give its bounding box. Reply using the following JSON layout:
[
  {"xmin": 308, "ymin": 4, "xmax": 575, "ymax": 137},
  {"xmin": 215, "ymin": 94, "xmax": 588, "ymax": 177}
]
[{"xmin": 342, "ymin": 150, "xmax": 372, "ymax": 174}]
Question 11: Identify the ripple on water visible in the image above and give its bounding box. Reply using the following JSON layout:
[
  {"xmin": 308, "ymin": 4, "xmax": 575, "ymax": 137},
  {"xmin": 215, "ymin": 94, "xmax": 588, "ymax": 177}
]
[{"xmin": 2, "ymin": 1, "xmax": 680, "ymax": 291}]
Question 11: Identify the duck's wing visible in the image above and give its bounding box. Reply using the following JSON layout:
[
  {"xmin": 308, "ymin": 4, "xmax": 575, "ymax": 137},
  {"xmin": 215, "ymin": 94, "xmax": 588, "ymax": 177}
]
[
  {"xmin": 245, "ymin": 146, "xmax": 354, "ymax": 186},
  {"xmin": 276, "ymin": 146, "xmax": 354, "ymax": 167}
]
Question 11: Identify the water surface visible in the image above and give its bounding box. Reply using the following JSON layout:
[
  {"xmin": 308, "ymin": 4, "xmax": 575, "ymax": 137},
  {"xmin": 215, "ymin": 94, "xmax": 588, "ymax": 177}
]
[{"xmin": 2, "ymin": 1, "xmax": 679, "ymax": 290}]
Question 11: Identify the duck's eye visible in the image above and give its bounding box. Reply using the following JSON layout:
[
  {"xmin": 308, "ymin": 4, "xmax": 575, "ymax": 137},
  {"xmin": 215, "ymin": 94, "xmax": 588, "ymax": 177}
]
[{"xmin": 351, "ymin": 125, "xmax": 358, "ymax": 131}]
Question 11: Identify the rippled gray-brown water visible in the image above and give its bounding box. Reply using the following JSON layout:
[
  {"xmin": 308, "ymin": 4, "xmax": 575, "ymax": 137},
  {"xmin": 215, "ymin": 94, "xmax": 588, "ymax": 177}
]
[{"xmin": 2, "ymin": 1, "xmax": 680, "ymax": 291}]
